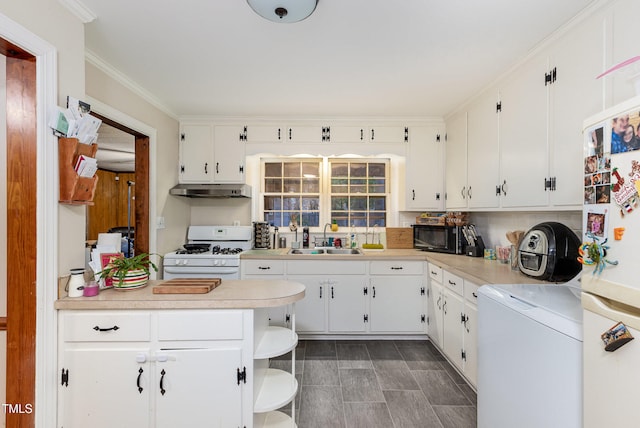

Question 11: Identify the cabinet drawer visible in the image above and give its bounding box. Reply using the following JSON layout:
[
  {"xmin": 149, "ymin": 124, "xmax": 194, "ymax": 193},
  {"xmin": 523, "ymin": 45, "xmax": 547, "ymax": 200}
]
[
  {"xmin": 62, "ymin": 311, "xmax": 151, "ymax": 342},
  {"xmin": 427, "ymin": 263, "xmax": 443, "ymax": 283},
  {"xmin": 158, "ymin": 310, "xmax": 245, "ymax": 341},
  {"xmin": 287, "ymin": 260, "xmax": 367, "ymax": 275},
  {"xmin": 242, "ymin": 259, "xmax": 285, "ymax": 275},
  {"xmin": 464, "ymin": 280, "xmax": 480, "ymax": 304},
  {"xmin": 443, "ymin": 271, "xmax": 463, "ymax": 296},
  {"xmin": 369, "ymin": 261, "xmax": 424, "ymax": 275}
]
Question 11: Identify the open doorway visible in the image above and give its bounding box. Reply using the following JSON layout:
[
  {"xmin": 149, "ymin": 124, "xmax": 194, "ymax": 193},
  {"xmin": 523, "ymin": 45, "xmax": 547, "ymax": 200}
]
[{"xmin": 89, "ymin": 113, "xmax": 149, "ymax": 256}]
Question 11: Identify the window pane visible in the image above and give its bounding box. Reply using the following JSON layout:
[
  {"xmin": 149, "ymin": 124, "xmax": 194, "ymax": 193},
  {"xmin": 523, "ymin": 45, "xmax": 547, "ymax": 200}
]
[
  {"xmin": 350, "ymin": 178, "xmax": 366, "ymax": 193},
  {"xmin": 265, "ymin": 178, "xmax": 282, "ymax": 193},
  {"xmin": 264, "ymin": 196, "xmax": 282, "ymax": 210},
  {"xmin": 302, "ymin": 162, "xmax": 320, "ymax": 177},
  {"xmin": 369, "ymin": 196, "xmax": 386, "ymax": 211},
  {"xmin": 264, "ymin": 163, "xmax": 282, "ymax": 177},
  {"xmin": 264, "ymin": 211, "xmax": 282, "ymax": 226},
  {"xmin": 369, "ymin": 213, "xmax": 386, "ymax": 227},
  {"xmin": 283, "ymin": 197, "xmax": 300, "ymax": 210},
  {"xmin": 302, "ymin": 197, "xmax": 319, "ymax": 211},
  {"xmin": 331, "ymin": 212, "xmax": 349, "ymax": 227},
  {"xmin": 350, "ymin": 196, "xmax": 367, "ymax": 211},
  {"xmin": 302, "ymin": 178, "xmax": 320, "ymax": 193},
  {"xmin": 369, "ymin": 163, "xmax": 385, "ymax": 177},
  {"xmin": 283, "ymin": 162, "xmax": 300, "ymax": 177},
  {"xmin": 350, "ymin": 212, "xmax": 367, "ymax": 227},
  {"xmin": 283, "ymin": 178, "xmax": 300, "ymax": 193},
  {"xmin": 331, "ymin": 197, "xmax": 349, "ymax": 211},
  {"xmin": 331, "ymin": 163, "xmax": 348, "ymax": 177},
  {"xmin": 350, "ymin": 163, "xmax": 367, "ymax": 177},
  {"xmin": 368, "ymin": 178, "xmax": 386, "ymax": 193},
  {"xmin": 301, "ymin": 212, "xmax": 319, "ymax": 227}
]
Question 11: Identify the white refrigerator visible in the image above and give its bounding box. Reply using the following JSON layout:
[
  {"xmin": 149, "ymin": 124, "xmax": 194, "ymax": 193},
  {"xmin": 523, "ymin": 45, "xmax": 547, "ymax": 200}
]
[{"xmin": 582, "ymin": 94, "xmax": 640, "ymax": 428}]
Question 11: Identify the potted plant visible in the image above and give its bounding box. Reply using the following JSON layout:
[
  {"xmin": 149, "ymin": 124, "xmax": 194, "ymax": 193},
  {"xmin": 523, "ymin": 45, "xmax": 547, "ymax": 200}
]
[{"xmin": 99, "ymin": 253, "xmax": 160, "ymax": 289}]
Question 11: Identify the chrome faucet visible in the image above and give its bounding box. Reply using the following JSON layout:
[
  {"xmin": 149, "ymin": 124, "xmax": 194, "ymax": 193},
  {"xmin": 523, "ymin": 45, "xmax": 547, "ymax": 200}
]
[{"xmin": 322, "ymin": 223, "xmax": 332, "ymax": 247}]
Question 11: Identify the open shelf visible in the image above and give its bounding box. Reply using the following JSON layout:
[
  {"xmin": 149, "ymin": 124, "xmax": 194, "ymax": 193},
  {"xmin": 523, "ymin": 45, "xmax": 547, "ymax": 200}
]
[
  {"xmin": 254, "ymin": 368, "xmax": 298, "ymax": 414},
  {"xmin": 259, "ymin": 410, "xmax": 297, "ymax": 428},
  {"xmin": 254, "ymin": 326, "xmax": 298, "ymax": 359}
]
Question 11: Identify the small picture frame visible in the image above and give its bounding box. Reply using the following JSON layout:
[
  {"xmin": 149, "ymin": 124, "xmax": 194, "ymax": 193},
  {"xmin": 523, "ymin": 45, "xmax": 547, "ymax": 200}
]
[
  {"xmin": 100, "ymin": 252, "xmax": 123, "ymax": 288},
  {"xmin": 601, "ymin": 322, "xmax": 634, "ymax": 352}
]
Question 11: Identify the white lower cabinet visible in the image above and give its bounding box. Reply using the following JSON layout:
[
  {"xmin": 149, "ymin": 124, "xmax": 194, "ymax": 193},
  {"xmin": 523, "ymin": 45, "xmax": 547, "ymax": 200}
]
[
  {"xmin": 58, "ymin": 306, "xmax": 298, "ymax": 427},
  {"xmin": 369, "ymin": 261, "xmax": 426, "ymax": 333},
  {"xmin": 427, "ymin": 264, "xmax": 479, "ymax": 388},
  {"xmin": 327, "ymin": 275, "xmax": 368, "ymax": 333},
  {"xmin": 427, "ymin": 264, "xmax": 444, "ymax": 347}
]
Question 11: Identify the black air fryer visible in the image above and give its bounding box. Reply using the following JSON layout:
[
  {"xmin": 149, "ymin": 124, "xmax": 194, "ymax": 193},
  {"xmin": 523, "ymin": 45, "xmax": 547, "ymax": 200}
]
[{"xmin": 517, "ymin": 222, "xmax": 581, "ymax": 282}]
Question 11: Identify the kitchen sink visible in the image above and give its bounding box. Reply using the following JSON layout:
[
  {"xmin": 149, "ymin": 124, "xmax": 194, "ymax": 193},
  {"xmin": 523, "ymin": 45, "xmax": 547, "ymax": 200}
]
[{"xmin": 287, "ymin": 248, "xmax": 363, "ymax": 255}]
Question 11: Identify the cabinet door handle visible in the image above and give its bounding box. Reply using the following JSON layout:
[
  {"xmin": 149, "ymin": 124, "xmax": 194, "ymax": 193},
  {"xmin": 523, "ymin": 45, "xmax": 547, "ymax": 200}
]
[
  {"xmin": 331, "ymin": 286, "xmax": 334, "ymax": 299},
  {"xmin": 437, "ymin": 296, "xmax": 441, "ymax": 310},
  {"xmin": 137, "ymin": 367, "xmax": 144, "ymax": 394},
  {"xmin": 412, "ymin": 189, "xmax": 416, "ymax": 200},
  {"xmin": 467, "ymin": 186, "xmax": 472, "ymax": 199},
  {"xmin": 501, "ymin": 180, "xmax": 507, "ymax": 196},
  {"xmin": 216, "ymin": 162, "xmax": 219, "ymax": 174},
  {"xmin": 319, "ymin": 286, "xmax": 323, "ymax": 299},
  {"xmin": 93, "ymin": 325, "xmax": 120, "ymax": 332},
  {"xmin": 159, "ymin": 369, "xmax": 166, "ymax": 396},
  {"xmin": 371, "ymin": 129, "xmax": 375, "ymax": 140},
  {"xmin": 204, "ymin": 162, "xmax": 208, "ymax": 174},
  {"xmin": 461, "ymin": 187, "xmax": 466, "ymax": 199},
  {"xmin": 443, "ymin": 300, "xmax": 447, "ymax": 314},
  {"xmin": 372, "ymin": 286, "xmax": 376, "ymax": 298}
]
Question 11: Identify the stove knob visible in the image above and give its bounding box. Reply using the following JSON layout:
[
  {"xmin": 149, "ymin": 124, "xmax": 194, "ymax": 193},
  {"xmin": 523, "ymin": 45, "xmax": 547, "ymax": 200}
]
[
  {"xmin": 220, "ymin": 260, "xmax": 227, "ymax": 266},
  {"xmin": 213, "ymin": 260, "xmax": 219, "ymax": 266}
]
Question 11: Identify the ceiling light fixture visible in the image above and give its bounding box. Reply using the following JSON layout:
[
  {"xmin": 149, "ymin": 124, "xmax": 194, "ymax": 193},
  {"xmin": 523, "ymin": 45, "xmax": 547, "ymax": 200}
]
[{"xmin": 246, "ymin": 0, "xmax": 318, "ymax": 23}]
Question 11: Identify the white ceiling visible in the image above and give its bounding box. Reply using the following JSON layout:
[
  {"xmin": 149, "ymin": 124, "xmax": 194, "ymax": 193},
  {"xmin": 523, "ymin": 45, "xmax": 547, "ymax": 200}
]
[{"xmin": 79, "ymin": 0, "xmax": 596, "ymax": 119}]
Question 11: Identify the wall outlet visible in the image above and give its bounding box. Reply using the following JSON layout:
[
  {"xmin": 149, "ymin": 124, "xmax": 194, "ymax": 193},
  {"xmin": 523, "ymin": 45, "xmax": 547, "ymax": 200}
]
[{"xmin": 156, "ymin": 216, "xmax": 165, "ymax": 229}]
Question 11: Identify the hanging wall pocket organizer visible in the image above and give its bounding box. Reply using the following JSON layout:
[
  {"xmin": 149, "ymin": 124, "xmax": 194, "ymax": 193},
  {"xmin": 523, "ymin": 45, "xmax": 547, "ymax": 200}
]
[{"xmin": 58, "ymin": 137, "xmax": 99, "ymax": 204}]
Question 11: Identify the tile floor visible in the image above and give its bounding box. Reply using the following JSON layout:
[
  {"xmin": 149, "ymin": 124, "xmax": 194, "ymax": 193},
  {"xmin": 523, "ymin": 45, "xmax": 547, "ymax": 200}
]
[{"xmin": 270, "ymin": 339, "xmax": 477, "ymax": 428}]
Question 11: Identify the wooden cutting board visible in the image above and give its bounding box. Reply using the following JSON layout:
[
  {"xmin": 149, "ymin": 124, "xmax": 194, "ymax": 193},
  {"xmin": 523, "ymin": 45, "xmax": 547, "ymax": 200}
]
[
  {"xmin": 385, "ymin": 227, "xmax": 414, "ymax": 249},
  {"xmin": 152, "ymin": 278, "xmax": 222, "ymax": 294}
]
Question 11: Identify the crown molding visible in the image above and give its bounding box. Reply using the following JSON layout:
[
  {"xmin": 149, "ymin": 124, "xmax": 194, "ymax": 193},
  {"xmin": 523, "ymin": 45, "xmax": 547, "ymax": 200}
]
[
  {"xmin": 85, "ymin": 49, "xmax": 178, "ymax": 120},
  {"xmin": 57, "ymin": 0, "xmax": 96, "ymax": 23}
]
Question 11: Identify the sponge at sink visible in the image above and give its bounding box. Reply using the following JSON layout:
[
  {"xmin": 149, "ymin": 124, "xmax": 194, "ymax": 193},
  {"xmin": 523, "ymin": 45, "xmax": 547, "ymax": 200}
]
[{"xmin": 362, "ymin": 243, "xmax": 384, "ymax": 249}]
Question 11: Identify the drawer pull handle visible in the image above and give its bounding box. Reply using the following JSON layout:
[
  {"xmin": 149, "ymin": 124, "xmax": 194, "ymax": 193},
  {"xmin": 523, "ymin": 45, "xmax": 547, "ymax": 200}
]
[
  {"xmin": 159, "ymin": 369, "xmax": 166, "ymax": 395},
  {"xmin": 391, "ymin": 266, "xmax": 403, "ymax": 270},
  {"xmin": 448, "ymin": 280, "xmax": 457, "ymax": 286},
  {"xmin": 472, "ymin": 292, "xmax": 477, "ymax": 298},
  {"xmin": 137, "ymin": 367, "xmax": 144, "ymax": 394},
  {"xmin": 258, "ymin": 266, "xmax": 271, "ymax": 270},
  {"xmin": 93, "ymin": 325, "xmax": 120, "ymax": 332},
  {"xmin": 430, "ymin": 270, "xmax": 437, "ymax": 275}
]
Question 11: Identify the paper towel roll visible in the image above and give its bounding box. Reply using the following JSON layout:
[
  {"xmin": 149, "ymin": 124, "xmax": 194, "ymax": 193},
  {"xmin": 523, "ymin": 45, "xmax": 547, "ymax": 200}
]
[{"xmin": 97, "ymin": 233, "xmax": 122, "ymax": 250}]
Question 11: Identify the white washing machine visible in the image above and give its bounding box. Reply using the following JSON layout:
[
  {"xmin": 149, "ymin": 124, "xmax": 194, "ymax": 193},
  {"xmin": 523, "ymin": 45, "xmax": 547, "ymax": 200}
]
[{"xmin": 477, "ymin": 283, "xmax": 582, "ymax": 428}]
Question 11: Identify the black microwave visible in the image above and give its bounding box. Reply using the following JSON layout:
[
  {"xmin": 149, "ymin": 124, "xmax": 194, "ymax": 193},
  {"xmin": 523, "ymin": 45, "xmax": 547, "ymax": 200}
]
[{"xmin": 412, "ymin": 224, "xmax": 464, "ymax": 254}]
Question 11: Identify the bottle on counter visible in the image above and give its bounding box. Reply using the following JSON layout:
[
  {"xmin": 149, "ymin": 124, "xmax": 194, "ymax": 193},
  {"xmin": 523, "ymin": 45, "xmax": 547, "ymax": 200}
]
[
  {"xmin": 350, "ymin": 224, "xmax": 357, "ymax": 248},
  {"xmin": 303, "ymin": 227, "xmax": 310, "ymax": 248}
]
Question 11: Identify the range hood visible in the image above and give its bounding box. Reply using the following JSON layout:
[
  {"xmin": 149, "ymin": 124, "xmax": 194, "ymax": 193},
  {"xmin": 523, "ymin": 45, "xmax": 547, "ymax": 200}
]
[{"xmin": 169, "ymin": 183, "xmax": 252, "ymax": 198}]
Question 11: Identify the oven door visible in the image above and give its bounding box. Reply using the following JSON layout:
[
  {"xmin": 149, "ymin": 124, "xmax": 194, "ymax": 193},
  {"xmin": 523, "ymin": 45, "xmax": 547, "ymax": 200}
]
[{"xmin": 163, "ymin": 266, "xmax": 239, "ymax": 280}]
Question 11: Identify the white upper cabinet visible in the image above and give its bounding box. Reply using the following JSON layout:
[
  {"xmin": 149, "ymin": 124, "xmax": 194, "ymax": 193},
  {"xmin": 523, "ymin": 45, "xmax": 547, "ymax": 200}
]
[
  {"xmin": 326, "ymin": 126, "xmax": 368, "ymax": 144},
  {"xmin": 213, "ymin": 125, "xmax": 247, "ymax": 183},
  {"xmin": 179, "ymin": 123, "xmax": 215, "ymax": 183},
  {"xmin": 611, "ymin": 0, "xmax": 640, "ymax": 106},
  {"xmin": 467, "ymin": 91, "xmax": 501, "ymax": 209},
  {"xmin": 369, "ymin": 126, "xmax": 409, "ymax": 144},
  {"xmin": 179, "ymin": 123, "xmax": 246, "ymax": 184},
  {"xmin": 246, "ymin": 125, "xmax": 285, "ymax": 144},
  {"xmin": 498, "ymin": 54, "xmax": 550, "ymax": 208},
  {"xmin": 547, "ymin": 11, "xmax": 603, "ymax": 208},
  {"xmin": 444, "ymin": 112, "xmax": 468, "ymax": 210},
  {"xmin": 285, "ymin": 125, "xmax": 324, "ymax": 143},
  {"xmin": 406, "ymin": 125, "xmax": 445, "ymax": 211}
]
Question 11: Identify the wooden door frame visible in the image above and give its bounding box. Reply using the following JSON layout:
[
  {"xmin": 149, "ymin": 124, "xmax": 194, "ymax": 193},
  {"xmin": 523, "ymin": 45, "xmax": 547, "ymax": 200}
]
[
  {"xmin": 4, "ymin": 39, "xmax": 37, "ymax": 428},
  {"xmin": 90, "ymin": 113, "xmax": 150, "ymax": 256}
]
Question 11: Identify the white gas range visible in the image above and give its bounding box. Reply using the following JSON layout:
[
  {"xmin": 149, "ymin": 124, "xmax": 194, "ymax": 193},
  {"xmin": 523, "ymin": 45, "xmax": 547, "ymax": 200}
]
[{"xmin": 163, "ymin": 225, "xmax": 252, "ymax": 280}]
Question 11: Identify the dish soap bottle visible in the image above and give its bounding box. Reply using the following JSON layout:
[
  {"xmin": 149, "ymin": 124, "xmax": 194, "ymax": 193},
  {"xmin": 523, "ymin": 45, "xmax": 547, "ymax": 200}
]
[{"xmin": 350, "ymin": 224, "xmax": 357, "ymax": 249}]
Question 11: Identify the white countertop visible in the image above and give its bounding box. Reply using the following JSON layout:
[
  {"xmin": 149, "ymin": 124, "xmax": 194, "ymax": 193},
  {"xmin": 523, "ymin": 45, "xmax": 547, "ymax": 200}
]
[
  {"xmin": 241, "ymin": 248, "xmax": 558, "ymax": 286},
  {"xmin": 55, "ymin": 279, "xmax": 306, "ymax": 310}
]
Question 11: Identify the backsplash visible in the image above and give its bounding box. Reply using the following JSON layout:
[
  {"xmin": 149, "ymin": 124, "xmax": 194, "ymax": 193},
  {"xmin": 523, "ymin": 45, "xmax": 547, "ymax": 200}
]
[{"xmin": 399, "ymin": 210, "xmax": 582, "ymax": 250}]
